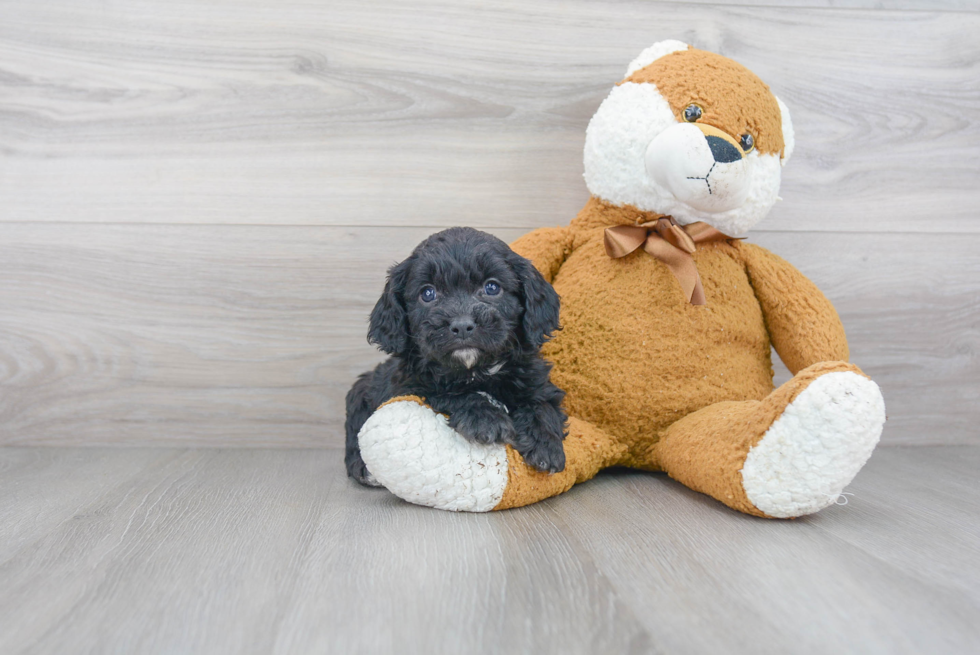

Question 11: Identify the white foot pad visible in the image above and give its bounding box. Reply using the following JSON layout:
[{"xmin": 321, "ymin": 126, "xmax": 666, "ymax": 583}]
[
  {"xmin": 358, "ymin": 400, "xmax": 509, "ymax": 512},
  {"xmin": 741, "ymin": 372, "xmax": 886, "ymax": 518}
]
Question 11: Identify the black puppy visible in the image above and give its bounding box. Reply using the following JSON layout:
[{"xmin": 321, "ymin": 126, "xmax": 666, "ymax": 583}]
[{"xmin": 345, "ymin": 227, "xmax": 567, "ymax": 486}]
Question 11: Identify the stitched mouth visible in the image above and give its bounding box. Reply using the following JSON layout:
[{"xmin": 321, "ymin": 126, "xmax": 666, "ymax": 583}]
[
  {"xmin": 687, "ymin": 162, "xmax": 717, "ymax": 195},
  {"xmin": 452, "ymin": 348, "xmax": 481, "ymax": 369}
]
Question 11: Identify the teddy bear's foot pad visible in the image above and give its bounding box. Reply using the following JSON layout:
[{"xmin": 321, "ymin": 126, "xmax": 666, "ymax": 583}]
[
  {"xmin": 741, "ymin": 371, "xmax": 885, "ymax": 518},
  {"xmin": 358, "ymin": 399, "xmax": 509, "ymax": 512}
]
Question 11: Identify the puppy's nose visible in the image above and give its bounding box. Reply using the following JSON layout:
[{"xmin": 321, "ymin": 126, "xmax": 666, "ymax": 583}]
[{"xmin": 449, "ymin": 317, "xmax": 476, "ymax": 337}]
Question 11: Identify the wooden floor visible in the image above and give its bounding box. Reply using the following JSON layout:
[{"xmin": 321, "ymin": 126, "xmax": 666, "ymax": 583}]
[{"xmin": 1, "ymin": 446, "xmax": 977, "ymax": 655}]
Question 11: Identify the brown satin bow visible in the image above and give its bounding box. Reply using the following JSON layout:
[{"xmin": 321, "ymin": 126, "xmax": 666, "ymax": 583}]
[{"xmin": 604, "ymin": 218, "xmax": 732, "ymax": 305}]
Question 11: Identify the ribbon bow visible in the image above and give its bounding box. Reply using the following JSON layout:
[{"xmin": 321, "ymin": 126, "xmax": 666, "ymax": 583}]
[{"xmin": 604, "ymin": 218, "xmax": 732, "ymax": 305}]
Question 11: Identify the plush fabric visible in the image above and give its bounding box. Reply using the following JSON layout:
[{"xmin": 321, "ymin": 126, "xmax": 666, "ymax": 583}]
[
  {"xmin": 625, "ymin": 46, "xmax": 787, "ymax": 158},
  {"xmin": 360, "ymin": 395, "xmax": 510, "ymax": 512},
  {"xmin": 357, "ymin": 42, "xmax": 886, "ymax": 517}
]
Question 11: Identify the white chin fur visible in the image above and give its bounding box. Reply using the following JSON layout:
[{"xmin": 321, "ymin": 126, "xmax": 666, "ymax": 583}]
[
  {"xmin": 584, "ymin": 82, "xmax": 782, "ymax": 236},
  {"xmin": 453, "ymin": 348, "xmax": 480, "ymax": 369}
]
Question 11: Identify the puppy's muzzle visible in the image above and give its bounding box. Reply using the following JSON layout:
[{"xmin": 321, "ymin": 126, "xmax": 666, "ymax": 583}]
[{"xmin": 448, "ymin": 313, "xmax": 481, "ymax": 368}]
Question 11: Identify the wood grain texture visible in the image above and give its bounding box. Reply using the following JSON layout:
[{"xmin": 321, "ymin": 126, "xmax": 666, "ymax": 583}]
[
  {"xmin": 0, "ymin": 448, "xmax": 655, "ymax": 655},
  {"xmin": 1, "ymin": 446, "xmax": 978, "ymax": 655},
  {"xmin": 673, "ymin": 0, "xmax": 980, "ymax": 10},
  {"xmin": 752, "ymin": 230, "xmax": 980, "ymax": 444},
  {"xmin": 546, "ymin": 445, "xmax": 980, "ymax": 655},
  {"xmin": 1, "ymin": 1, "xmax": 976, "ymax": 449},
  {"xmin": 0, "ymin": 448, "xmax": 180, "ymax": 561},
  {"xmin": 0, "ymin": 224, "xmax": 398, "ymax": 447},
  {"xmin": 1, "ymin": 0, "xmax": 978, "ymax": 233},
  {"xmin": 1, "ymin": 224, "xmax": 976, "ymax": 447}
]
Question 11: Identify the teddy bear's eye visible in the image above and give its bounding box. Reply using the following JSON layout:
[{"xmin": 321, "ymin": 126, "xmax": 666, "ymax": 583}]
[
  {"xmin": 420, "ymin": 285, "xmax": 437, "ymax": 303},
  {"xmin": 740, "ymin": 133, "xmax": 755, "ymax": 152},
  {"xmin": 683, "ymin": 104, "xmax": 702, "ymax": 122}
]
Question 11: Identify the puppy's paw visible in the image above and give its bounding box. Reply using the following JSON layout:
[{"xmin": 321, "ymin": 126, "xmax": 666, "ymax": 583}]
[
  {"xmin": 346, "ymin": 453, "xmax": 383, "ymax": 487},
  {"xmin": 518, "ymin": 438, "xmax": 566, "ymax": 474},
  {"xmin": 449, "ymin": 406, "xmax": 516, "ymax": 446}
]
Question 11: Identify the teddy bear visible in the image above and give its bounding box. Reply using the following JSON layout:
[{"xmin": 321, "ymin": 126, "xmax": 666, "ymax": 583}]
[{"xmin": 356, "ymin": 41, "xmax": 886, "ymax": 518}]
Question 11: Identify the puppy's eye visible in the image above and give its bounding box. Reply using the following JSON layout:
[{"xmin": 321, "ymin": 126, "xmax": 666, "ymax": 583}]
[
  {"xmin": 740, "ymin": 133, "xmax": 755, "ymax": 153},
  {"xmin": 483, "ymin": 281, "xmax": 501, "ymax": 296},
  {"xmin": 683, "ymin": 104, "xmax": 702, "ymax": 122},
  {"xmin": 420, "ymin": 286, "xmax": 437, "ymax": 303}
]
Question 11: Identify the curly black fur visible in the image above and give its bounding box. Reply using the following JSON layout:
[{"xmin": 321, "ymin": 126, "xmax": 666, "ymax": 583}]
[{"xmin": 345, "ymin": 227, "xmax": 567, "ymax": 486}]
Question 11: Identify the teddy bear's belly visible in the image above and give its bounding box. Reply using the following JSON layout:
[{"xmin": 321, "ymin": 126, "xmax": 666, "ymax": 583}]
[{"xmin": 543, "ymin": 240, "xmax": 774, "ymax": 455}]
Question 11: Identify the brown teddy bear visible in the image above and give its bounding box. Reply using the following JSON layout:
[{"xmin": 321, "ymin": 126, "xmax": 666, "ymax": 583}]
[{"xmin": 357, "ymin": 41, "xmax": 886, "ymax": 518}]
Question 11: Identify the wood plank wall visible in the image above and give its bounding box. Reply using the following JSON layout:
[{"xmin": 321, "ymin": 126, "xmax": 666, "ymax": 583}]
[{"xmin": 1, "ymin": 0, "xmax": 978, "ymax": 447}]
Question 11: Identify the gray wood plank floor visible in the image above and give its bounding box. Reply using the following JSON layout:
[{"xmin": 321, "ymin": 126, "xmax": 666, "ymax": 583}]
[{"xmin": 1, "ymin": 446, "xmax": 978, "ymax": 655}]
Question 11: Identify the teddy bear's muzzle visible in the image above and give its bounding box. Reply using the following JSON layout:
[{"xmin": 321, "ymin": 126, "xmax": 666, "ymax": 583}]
[{"xmin": 644, "ymin": 122, "xmax": 750, "ymax": 213}]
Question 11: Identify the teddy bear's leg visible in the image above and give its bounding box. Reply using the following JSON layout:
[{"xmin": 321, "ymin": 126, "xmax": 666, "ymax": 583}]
[
  {"xmin": 358, "ymin": 396, "xmax": 627, "ymax": 512},
  {"xmin": 653, "ymin": 361, "xmax": 885, "ymax": 518},
  {"xmin": 494, "ymin": 415, "xmax": 629, "ymax": 510}
]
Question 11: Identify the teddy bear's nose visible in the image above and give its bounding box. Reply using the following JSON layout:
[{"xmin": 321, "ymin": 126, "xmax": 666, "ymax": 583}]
[{"xmin": 706, "ymin": 135, "xmax": 742, "ymax": 164}]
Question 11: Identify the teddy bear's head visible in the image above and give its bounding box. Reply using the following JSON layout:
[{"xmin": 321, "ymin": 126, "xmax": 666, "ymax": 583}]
[{"xmin": 583, "ymin": 41, "xmax": 794, "ymax": 236}]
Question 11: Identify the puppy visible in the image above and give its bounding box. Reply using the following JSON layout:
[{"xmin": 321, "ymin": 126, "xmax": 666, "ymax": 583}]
[{"xmin": 345, "ymin": 227, "xmax": 567, "ymax": 486}]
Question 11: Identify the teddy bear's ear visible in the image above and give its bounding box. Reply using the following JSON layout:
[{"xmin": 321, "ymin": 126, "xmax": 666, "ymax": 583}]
[
  {"xmin": 625, "ymin": 40, "xmax": 691, "ymax": 77},
  {"xmin": 776, "ymin": 95, "xmax": 795, "ymax": 165}
]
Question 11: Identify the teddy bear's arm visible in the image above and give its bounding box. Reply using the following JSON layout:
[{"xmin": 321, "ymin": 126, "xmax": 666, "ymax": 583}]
[
  {"xmin": 509, "ymin": 226, "xmax": 575, "ymax": 283},
  {"xmin": 739, "ymin": 242, "xmax": 849, "ymax": 374}
]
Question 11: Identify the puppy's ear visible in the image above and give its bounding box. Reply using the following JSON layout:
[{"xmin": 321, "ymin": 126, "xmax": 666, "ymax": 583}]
[
  {"xmin": 509, "ymin": 252, "xmax": 561, "ymax": 350},
  {"xmin": 368, "ymin": 257, "xmax": 413, "ymax": 356}
]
